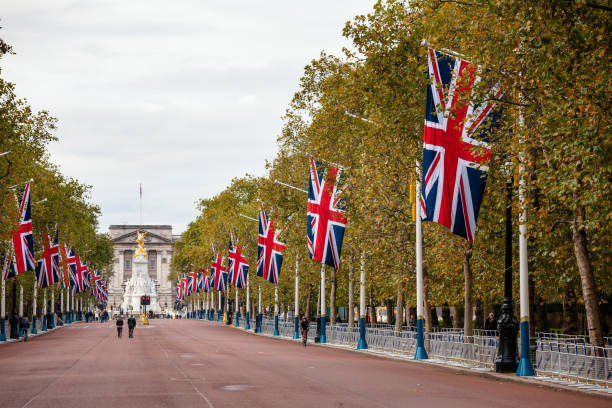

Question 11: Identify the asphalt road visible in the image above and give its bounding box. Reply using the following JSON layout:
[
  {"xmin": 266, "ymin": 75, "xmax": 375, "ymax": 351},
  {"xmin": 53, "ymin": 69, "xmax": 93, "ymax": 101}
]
[{"xmin": 0, "ymin": 319, "xmax": 608, "ymax": 408}]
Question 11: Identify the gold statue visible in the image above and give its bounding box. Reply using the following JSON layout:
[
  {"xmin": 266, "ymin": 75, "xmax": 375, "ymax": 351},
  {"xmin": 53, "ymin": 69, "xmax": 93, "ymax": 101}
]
[{"xmin": 134, "ymin": 231, "xmax": 148, "ymax": 258}]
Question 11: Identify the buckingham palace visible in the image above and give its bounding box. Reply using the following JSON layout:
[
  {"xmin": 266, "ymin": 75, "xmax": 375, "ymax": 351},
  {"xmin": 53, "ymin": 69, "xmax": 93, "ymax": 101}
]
[{"xmin": 107, "ymin": 225, "xmax": 180, "ymax": 313}]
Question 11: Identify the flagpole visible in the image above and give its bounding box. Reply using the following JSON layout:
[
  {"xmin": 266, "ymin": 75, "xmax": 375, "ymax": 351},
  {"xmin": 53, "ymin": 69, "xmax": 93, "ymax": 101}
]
[
  {"xmin": 65, "ymin": 288, "xmax": 71, "ymax": 324},
  {"xmin": 139, "ymin": 183, "xmax": 142, "ymax": 227},
  {"xmin": 516, "ymin": 89, "xmax": 535, "ymax": 376},
  {"xmin": 256, "ymin": 285, "xmax": 262, "ymax": 333},
  {"xmin": 50, "ymin": 288, "xmax": 55, "ymax": 328},
  {"xmin": 235, "ymin": 287, "xmax": 239, "ymax": 327},
  {"xmin": 42, "ymin": 290, "xmax": 48, "ymax": 331},
  {"xmin": 415, "ymin": 165, "xmax": 428, "ymax": 360},
  {"xmin": 0, "ymin": 278, "xmax": 5, "ymax": 341},
  {"xmin": 273, "ymin": 286, "xmax": 279, "ymax": 336},
  {"xmin": 31, "ymin": 281, "xmax": 38, "ymax": 334},
  {"xmin": 357, "ymin": 253, "xmax": 367, "ymax": 349},
  {"xmin": 319, "ymin": 263, "xmax": 326, "ymax": 343},
  {"xmin": 245, "ymin": 274, "xmax": 251, "ymax": 329},
  {"xmin": 293, "ymin": 257, "xmax": 299, "ymax": 339},
  {"xmin": 217, "ymin": 291, "xmax": 222, "ymax": 322}
]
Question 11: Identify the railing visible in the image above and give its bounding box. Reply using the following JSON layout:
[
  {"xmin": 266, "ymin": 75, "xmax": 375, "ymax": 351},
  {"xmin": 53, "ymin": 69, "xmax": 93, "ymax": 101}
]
[
  {"xmin": 327, "ymin": 324, "xmax": 360, "ymax": 346},
  {"xmin": 367, "ymin": 328, "xmax": 418, "ymax": 354},
  {"xmin": 427, "ymin": 332, "xmax": 498, "ymax": 369},
  {"xmin": 536, "ymin": 341, "xmax": 611, "ymax": 390}
]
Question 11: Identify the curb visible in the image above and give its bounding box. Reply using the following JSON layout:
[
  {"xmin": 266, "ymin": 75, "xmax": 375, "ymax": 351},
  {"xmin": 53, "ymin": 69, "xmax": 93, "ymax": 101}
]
[
  {"xmin": 0, "ymin": 321, "xmax": 75, "ymax": 346},
  {"xmin": 201, "ymin": 319, "xmax": 612, "ymax": 400}
]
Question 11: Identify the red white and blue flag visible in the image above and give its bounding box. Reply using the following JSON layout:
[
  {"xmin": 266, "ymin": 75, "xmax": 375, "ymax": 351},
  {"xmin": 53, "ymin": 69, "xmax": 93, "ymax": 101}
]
[
  {"xmin": 202, "ymin": 273, "xmax": 210, "ymax": 293},
  {"xmin": 64, "ymin": 246, "xmax": 78, "ymax": 292},
  {"xmin": 89, "ymin": 269, "xmax": 101, "ymax": 297},
  {"xmin": 256, "ymin": 207, "xmax": 285, "ymax": 284},
  {"xmin": 228, "ymin": 234, "xmax": 248, "ymax": 289},
  {"xmin": 73, "ymin": 256, "xmax": 88, "ymax": 294},
  {"xmin": 59, "ymin": 242, "xmax": 71, "ymax": 288},
  {"xmin": 176, "ymin": 278, "xmax": 183, "ymax": 300},
  {"xmin": 307, "ymin": 158, "xmax": 347, "ymax": 269},
  {"xmin": 186, "ymin": 270, "xmax": 197, "ymax": 296},
  {"xmin": 35, "ymin": 229, "xmax": 60, "ymax": 289},
  {"xmin": 421, "ymin": 47, "xmax": 501, "ymax": 242},
  {"xmin": 5, "ymin": 183, "xmax": 35, "ymax": 279},
  {"xmin": 211, "ymin": 253, "xmax": 228, "ymax": 291},
  {"xmin": 196, "ymin": 271, "xmax": 206, "ymax": 293}
]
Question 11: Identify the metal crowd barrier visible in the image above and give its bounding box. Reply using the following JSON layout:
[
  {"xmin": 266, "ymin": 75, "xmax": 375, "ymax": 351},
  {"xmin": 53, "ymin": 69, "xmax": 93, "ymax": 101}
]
[
  {"xmin": 536, "ymin": 341, "xmax": 611, "ymax": 390},
  {"xmin": 326, "ymin": 324, "xmax": 360, "ymax": 346},
  {"xmin": 427, "ymin": 332, "xmax": 498, "ymax": 369}
]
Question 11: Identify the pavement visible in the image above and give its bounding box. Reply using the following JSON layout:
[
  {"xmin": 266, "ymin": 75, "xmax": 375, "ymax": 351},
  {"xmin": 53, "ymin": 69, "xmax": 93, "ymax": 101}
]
[{"xmin": 0, "ymin": 319, "xmax": 609, "ymax": 408}]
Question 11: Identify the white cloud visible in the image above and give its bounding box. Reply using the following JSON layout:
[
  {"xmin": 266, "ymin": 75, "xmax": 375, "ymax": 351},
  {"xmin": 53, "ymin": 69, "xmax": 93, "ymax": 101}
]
[{"xmin": 0, "ymin": 0, "xmax": 375, "ymax": 233}]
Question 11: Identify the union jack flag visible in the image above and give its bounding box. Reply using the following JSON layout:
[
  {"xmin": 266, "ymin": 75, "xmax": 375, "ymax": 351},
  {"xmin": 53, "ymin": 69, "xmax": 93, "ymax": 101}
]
[
  {"xmin": 98, "ymin": 279, "xmax": 108, "ymax": 302},
  {"xmin": 6, "ymin": 183, "xmax": 35, "ymax": 278},
  {"xmin": 1, "ymin": 249, "xmax": 16, "ymax": 282},
  {"xmin": 186, "ymin": 270, "xmax": 197, "ymax": 296},
  {"xmin": 211, "ymin": 253, "xmax": 228, "ymax": 291},
  {"xmin": 89, "ymin": 269, "xmax": 101, "ymax": 296},
  {"xmin": 35, "ymin": 229, "xmax": 60, "ymax": 289},
  {"xmin": 228, "ymin": 234, "xmax": 248, "ymax": 289},
  {"xmin": 181, "ymin": 277, "xmax": 188, "ymax": 298},
  {"xmin": 421, "ymin": 47, "xmax": 501, "ymax": 242},
  {"xmin": 176, "ymin": 278, "xmax": 183, "ymax": 300},
  {"xmin": 59, "ymin": 242, "xmax": 71, "ymax": 288},
  {"xmin": 64, "ymin": 246, "xmax": 78, "ymax": 292},
  {"xmin": 73, "ymin": 256, "xmax": 88, "ymax": 293},
  {"xmin": 256, "ymin": 207, "xmax": 285, "ymax": 284},
  {"xmin": 307, "ymin": 158, "xmax": 347, "ymax": 269},
  {"xmin": 196, "ymin": 271, "xmax": 205, "ymax": 292},
  {"xmin": 201, "ymin": 273, "xmax": 210, "ymax": 293}
]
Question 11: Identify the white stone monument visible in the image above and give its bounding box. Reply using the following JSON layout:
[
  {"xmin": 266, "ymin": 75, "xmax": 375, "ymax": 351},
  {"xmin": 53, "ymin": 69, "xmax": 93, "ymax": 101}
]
[{"xmin": 120, "ymin": 231, "xmax": 161, "ymax": 314}]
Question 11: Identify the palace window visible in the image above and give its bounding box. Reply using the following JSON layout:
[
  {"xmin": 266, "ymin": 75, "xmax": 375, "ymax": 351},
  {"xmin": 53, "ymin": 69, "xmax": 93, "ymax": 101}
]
[
  {"xmin": 124, "ymin": 250, "xmax": 132, "ymax": 279},
  {"xmin": 148, "ymin": 250, "xmax": 157, "ymax": 278}
]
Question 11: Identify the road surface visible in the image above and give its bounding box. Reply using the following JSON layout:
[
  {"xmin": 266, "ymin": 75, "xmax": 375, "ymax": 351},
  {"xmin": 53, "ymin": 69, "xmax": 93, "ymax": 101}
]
[{"xmin": 0, "ymin": 319, "xmax": 608, "ymax": 407}]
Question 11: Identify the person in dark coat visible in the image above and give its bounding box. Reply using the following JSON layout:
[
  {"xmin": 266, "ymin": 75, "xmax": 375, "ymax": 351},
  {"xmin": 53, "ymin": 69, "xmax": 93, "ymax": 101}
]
[
  {"xmin": 127, "ymin": 315, "xmax": 136, "ymax": 338},
  {"xmin": 484, "ymin": 313, "xmax": 497, "ymax": 332},
  {"xmin": 20, "ymin": 318, "xmax": 30, "ymax": 341},
  {"xmin": 116, "ymin": 315, "xmax": 124, "ymax": 338}
]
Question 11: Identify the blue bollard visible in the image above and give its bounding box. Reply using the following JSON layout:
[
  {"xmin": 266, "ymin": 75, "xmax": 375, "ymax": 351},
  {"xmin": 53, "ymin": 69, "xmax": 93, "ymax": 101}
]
[
  {"xmin": 357, "ymin": 317, "xmax": 368, "ymax": 349},
  {"xmin": 31, "ymin": 316, "xmax": 38, "ymax": 335},
  {"xmin": 235, "ymin": 311, "xmax": 239, "ymax": 327},
  {"xmin": 273, "ymin": 315, "xmax": 279, "ymax": 336},
  {"xmin": 217, "ymin": 309, "xmax": 222, "ymax": 322},
  {"xmin": 0, "ymin": 318, "xmax": 5, "ymax": 341},
  {"xmin": 255, "ymin": 314, "xmax": 262, "ymax": 333},
  {"xmin": 49, "ymin": 314, "xmax": 55, "ymax": 329},
  {"xmin": 516, "ymin": 320, "xmax": 535, "ymax": 376},
  {"xmin": 18, "ymin": 318, "xmax": 23, "ymax": 338},
  {"xmin": 414, "ymin": 318, "xmax": 428, "ymax": 359},
  {"xmin": 293, "ymin": 316, "xmax": 299, "ymax": 339},
  {"xmin": 42, "ymin": 315, "xmax": 48, "ymax": 331},
  {"xmin": 66, "ymin": 311, "xmax": 71, "ymax": 324},
  {"xmin": 319, "ymin": 316, "xmax": 326, "ymax": 343},
  {"xmin": 245, "ymin": 311, "xmax": 250, "ymax": 330}
]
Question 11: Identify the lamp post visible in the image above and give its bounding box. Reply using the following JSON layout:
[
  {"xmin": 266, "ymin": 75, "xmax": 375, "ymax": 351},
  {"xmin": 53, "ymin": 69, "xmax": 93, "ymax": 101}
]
[{"xmin": 495, "ymin": 163, "xmax": 519, "ymax": 372}]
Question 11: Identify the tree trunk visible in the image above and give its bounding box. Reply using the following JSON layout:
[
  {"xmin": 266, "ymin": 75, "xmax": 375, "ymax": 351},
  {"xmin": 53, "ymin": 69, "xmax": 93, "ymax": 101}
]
[
  {"xmin": 395, "ymin": 277, "xmax": 403, "ymax": 331},
  {"xmin": 463, "ymin": 244, "xmax": 473, "ymax": 337},
  {"xmin": 572, "ymin": 204, "xmax": 603, "ymax": 348},
  {"xmin": 385, "ymin": 299, "xmax": 393, "ymax": 325},
  {"xmin": 348, "ymin": 258, "xmax": 354, "ymax": 328},
  {"xmin": 563, "ymin": 286, "xmax": 579, "ymax": 335},
  {"xmin": 330, "ymin": 267, "xmax": 337, "ymax": 325}
]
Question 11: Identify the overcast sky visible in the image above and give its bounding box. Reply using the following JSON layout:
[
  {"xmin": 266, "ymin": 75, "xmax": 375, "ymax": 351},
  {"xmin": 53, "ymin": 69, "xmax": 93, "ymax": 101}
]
[{"xmin": 0, "ymin": 0, "xmax": 374, "ymax": 234}]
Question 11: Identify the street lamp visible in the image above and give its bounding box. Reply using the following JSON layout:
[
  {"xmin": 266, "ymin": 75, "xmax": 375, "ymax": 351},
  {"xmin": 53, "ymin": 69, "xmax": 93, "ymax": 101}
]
[{"xmin": 495, "ymin": 160, "xmax": 519, "ymax": 372}]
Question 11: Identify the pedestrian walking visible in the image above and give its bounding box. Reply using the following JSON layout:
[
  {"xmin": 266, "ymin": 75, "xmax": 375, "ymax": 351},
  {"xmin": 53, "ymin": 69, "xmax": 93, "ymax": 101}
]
[
  {"xmin": 485, "ymin": 313, "xmax": 497, "ymax": 332},
  {"xmin": 116, "ymin": 315, "xmax": 124, "ymax": 338},
  {"xmin": 127, "ymin": 315, "xmax": 136, "ymax": 338},
  {"xmin": 20, "ymin": 318, "xmax": 30, "ymax": 342}
]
